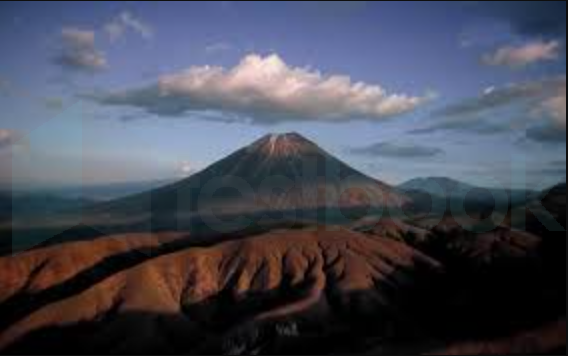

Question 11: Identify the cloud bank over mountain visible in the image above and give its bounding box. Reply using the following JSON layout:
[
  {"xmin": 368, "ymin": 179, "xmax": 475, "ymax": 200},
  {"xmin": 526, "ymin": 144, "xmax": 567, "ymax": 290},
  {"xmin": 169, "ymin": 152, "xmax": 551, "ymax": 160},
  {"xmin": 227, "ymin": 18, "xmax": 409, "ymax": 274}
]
[{"xmin": 89, "ymin": 54, "xmax": 434, "ymax": 124}]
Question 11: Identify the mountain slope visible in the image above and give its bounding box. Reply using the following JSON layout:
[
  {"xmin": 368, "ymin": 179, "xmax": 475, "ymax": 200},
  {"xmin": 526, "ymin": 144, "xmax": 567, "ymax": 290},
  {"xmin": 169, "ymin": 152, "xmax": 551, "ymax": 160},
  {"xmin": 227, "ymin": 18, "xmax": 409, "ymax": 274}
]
[
  {"xmin": 77, "ymin": 133, "xmax": 409, "ymax": 231},
  {"xmin": 0, "ymin": 228, "xmax": 441, "ymax": 354},
  {"xmin": 398, "ymin": 177, "xmax": 538, "ymax": 203},
  {"xmin": 0, "ymin": 176, "xmax": 564, "ymax": 354},
  {"xmin": 0, "ymin": 225, "xmax": 563, "ymax": 354},
  {"xmin": 6, "ymin": 133, "xmax": 410, "ymax": 253}
]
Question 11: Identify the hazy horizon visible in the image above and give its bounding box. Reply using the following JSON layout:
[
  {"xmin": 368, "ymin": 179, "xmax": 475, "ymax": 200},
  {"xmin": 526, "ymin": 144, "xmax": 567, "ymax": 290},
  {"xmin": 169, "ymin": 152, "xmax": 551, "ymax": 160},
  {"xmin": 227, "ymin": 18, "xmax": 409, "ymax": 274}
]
[{"xmin": 4, "ymin": 136, "xmax": 566, "ymax": 194}]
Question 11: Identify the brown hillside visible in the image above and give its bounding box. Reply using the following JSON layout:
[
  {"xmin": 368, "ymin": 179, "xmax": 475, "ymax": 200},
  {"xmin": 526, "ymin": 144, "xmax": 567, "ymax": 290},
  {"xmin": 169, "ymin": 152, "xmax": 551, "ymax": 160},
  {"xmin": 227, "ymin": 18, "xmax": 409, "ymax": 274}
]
[{"xmin": 0, "ymin": 228, "xmax": 440, "ymax": 354}]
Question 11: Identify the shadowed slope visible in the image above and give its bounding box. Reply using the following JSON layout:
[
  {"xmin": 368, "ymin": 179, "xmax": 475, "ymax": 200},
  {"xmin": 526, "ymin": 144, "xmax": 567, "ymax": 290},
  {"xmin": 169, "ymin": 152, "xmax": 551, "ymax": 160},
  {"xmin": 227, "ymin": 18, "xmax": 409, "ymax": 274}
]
[
  {"xmin": 351, "ymin": 217, "xmax": 432, "ymax": 245},
  {"xmin": 0, "ymin": 232, "xmax": 189, "ymax": 300},
  {"xmin": 0, "ymin": 228, "xmax": 440, "ymax": 354},
  {"xmin": 82, "ymin": 133, "xmax": 409, "ymax": 225},
  {"xmin": 0, "ymin": 232, "xmax": 191, "ymax": 331},
  {"xmin": 425, "ymin": 319, "xmax": 566, "ymax": 355},
  {"xmin": 0, "ymin": 183, "xmax": 564, "ymax": 354}
]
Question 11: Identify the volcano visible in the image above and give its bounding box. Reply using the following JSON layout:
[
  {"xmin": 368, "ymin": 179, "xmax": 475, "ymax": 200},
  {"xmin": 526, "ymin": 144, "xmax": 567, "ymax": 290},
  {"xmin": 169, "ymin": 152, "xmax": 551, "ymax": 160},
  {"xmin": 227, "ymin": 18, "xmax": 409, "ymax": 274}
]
[{"xmin": 82, "ymin": 133, "xmax": 409, "ymax": 234}]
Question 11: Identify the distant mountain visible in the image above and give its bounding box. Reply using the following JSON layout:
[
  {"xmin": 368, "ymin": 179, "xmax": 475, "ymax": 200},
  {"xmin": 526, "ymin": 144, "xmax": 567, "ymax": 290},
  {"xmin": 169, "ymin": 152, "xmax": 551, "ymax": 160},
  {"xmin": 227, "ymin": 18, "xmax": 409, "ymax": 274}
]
[
  {"xmin": 398, "ymin": 177, "xmax": 538, "ymax": 215},
  {"xmin": 82, "ymin": 133, "xmax": 409, "ymax": 230}
]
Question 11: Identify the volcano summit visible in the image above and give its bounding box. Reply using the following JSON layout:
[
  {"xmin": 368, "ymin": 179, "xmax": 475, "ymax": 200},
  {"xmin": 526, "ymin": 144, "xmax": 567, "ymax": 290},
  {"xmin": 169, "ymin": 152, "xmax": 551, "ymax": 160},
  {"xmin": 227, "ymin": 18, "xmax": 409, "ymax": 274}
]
[{"xmin": 81, "ymin": 133, "xmax": 409, "ymax": 234}]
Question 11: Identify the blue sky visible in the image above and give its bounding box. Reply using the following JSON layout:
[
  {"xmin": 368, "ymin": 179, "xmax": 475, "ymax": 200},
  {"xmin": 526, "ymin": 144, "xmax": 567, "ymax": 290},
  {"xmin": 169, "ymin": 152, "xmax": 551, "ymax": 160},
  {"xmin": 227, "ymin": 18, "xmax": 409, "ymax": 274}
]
[{"xmin": 0, "ymin": 1, "xmax": 565, "ymax": 190}]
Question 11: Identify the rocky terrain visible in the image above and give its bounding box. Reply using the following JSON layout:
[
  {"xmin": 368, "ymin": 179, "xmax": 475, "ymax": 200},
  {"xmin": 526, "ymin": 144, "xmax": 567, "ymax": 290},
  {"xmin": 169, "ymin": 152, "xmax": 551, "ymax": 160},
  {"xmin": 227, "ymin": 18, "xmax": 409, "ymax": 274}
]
[
  {"xmin": 0, "ymin": 214, "xmax": 565, "ymax": 354},
  {"xmin": 0, "ymin": 228, "xmax": 443, "ymax": 354},
  {"xmin": 0, "ymin": 134, "xmax": 564, "ymax": 354}
]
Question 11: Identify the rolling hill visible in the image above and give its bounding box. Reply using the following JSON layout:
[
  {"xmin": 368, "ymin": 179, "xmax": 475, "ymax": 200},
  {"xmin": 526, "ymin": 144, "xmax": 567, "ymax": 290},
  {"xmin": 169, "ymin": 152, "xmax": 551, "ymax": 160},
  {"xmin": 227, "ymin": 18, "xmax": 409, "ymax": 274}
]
[{"xmin": 0, "ymin": 228, "xmax": 442, "ymax": 354}]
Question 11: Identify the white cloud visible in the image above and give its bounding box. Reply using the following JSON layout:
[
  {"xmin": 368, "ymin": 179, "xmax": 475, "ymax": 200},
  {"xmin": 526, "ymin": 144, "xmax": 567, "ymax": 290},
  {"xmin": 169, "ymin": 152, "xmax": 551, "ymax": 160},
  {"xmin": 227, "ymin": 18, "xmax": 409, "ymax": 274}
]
[
  {"xmin": 438, "ymin": 76, "xmax": 565, "ymax": 119},
  {"xmin": 482, "ymin": 40, "xmax": 561, "ymax": 69},
  {"xmin": 104, "ymin": 11, "xmax": 154, "ymax": 42},
  {"xmin": 483, "ymin": 86, "xmax": 496, "ymax": 95},
  {"xmin": 62, "ymin": 27, "xmax": 96, "ymax": 48},
  {"xmin": 349, "ymin": 142, "xmax": 444, "ymax": 159},
  {"xmin": 104, "ymin": 22, "xmax": 125, "ymax": 42},
  {"xmin": 92, "ymin": 53, "xmax": 433, "ymax": 124},
  {"xmin": 413, "ymin": 76, "xmax": 566, "ymax": 143},
  {"xmin": 55, "ymin": 27, "xmax": 107, "ymax": 72},
  {"xmin": 178, "ymin": 160, "xmax": 195, "ymax": 177},
  {"xmin": 540, "ymin": 88, "xmax": 566, "ymax": 129},
  {"xmin": 524, "ymin": 77, "xmax": 566, "ymax": 139}
]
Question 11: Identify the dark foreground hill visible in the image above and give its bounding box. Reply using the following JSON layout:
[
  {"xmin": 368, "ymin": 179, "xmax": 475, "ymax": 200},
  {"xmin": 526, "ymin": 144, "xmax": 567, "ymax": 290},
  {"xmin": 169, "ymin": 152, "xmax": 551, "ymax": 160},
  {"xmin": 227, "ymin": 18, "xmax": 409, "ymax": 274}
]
[
  {"xmin": 0, "ymin": 220, "xmax": 564, "ymax": 354},
  {"xmin": 0, "ymin": 228, "xmax": 442, "ymax": 354}
]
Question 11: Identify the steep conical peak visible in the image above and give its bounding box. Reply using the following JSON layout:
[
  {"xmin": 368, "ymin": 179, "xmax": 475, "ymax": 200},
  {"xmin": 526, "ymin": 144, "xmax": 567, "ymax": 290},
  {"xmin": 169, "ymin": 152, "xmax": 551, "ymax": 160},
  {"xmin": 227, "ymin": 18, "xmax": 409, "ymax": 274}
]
[
  {"xmin": 85, "ymin": 131, "xmax": 410, "ymax": 219},
  {"xmin": 249, "ymin": 132, "xmax": 322, "ymax": 157}
]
